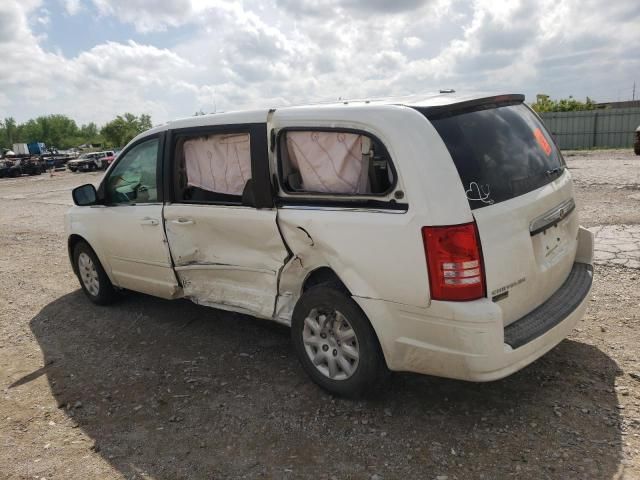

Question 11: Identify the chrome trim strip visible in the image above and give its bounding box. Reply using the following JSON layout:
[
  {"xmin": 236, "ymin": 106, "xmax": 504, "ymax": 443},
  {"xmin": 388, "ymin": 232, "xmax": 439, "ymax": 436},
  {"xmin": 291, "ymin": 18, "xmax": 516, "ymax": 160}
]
[{"xmin": 529, "ymin": 198, "xmax": 575, "ymax": 236}]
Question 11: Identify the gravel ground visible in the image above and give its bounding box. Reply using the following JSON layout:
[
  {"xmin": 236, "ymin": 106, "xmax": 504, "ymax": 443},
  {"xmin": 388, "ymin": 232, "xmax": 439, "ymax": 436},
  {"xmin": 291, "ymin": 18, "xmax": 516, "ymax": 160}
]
[{"xmin": 1, "ymin": 151, "xmax": 639, "ymax": 480}]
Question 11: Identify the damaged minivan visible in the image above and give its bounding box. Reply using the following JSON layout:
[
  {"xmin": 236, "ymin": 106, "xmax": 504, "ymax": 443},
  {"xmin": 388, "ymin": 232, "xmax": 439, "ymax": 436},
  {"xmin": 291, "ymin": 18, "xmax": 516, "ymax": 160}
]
[{"xmin": 66, "ymin": 93, "xmax": 594, "ymax": 397}]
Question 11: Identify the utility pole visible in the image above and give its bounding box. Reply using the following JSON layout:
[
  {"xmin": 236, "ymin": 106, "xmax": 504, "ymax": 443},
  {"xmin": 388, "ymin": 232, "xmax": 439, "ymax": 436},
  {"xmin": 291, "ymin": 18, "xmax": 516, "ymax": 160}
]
[{"xmin": 633, "ymin": 81, "xmax": 636, "ymax": 101}]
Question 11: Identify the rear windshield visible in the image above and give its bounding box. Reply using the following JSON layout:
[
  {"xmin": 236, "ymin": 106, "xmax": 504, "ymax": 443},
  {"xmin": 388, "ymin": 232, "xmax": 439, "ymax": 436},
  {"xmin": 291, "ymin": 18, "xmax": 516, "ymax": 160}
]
[{"xmin": 427, "ymin": 103, "xmax": 564, "ymax": 209}]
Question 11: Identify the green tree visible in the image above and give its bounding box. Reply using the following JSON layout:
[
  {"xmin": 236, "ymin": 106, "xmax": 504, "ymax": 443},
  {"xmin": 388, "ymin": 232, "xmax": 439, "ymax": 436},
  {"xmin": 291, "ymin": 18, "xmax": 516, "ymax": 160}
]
[
  {"xmin": 3, "ymin": 117, "xmax": 18, "ymax": 147},
  {"xmin": 80, "ymin": 122, "xmax": 98, "ymax": 139},
  {"xmin": 0, "ymin": 120, "xmax": 6, "ymax": 150},
  {"xmin": 0, "ymin": 113, "xmax": 152, "ymax": 152},
  {"xmin": 531, "ymin": 94, "xmax": 597, "ymax": 113},
  {"xmin": 19, "ymin": 119, "xmax": 44, "ymax": 144},
  {"xmin": 15, "ymin": 115, "xmax": 80, "ymax": 149},
  {"xmin": 139, "ymin": 114, "xmax": 152, "ymax": 131},
  {"xmin": 100, "ymin": 113, "xmax": 153, "ymax": 147}
]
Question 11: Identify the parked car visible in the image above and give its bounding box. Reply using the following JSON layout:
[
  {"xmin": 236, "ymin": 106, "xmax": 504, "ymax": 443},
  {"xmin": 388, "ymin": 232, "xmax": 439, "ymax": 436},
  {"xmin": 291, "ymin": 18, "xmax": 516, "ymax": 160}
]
[
  {"xmin": 635, "ymin": 125, "xmax": 640, "ymax": 155},
  {"xmin": 0, "ymin": 157, "xmax": 44, "ymax": 177},
  {"xmin": 67, "ymin": 153, "xmax": 97, "ymax": 172},
  {"xmin": 65, "ymin": 93, "xmax": 594, "ymax": 397},
  {"xmin": 100, "ymin": 151, "xmax": 116, "ymax": 169},
  {"xmin": 18, "ymin": 156, "xmax": 45, "ymax": 175},
  {"xmin": 68, "ymin": 151, "xmax": 114, "ymax": 172},
  {"xmin": 0, "ymin": 159, "xmax": 21, "ymax": 178}
]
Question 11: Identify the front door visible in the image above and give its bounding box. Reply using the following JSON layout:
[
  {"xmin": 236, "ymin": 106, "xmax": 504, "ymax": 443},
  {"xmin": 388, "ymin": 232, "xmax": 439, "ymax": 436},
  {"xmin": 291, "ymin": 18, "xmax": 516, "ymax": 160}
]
[
  {"xmin": 99, "ymin": 135, "xmax": 179, "ymax": 298},
  {"xmin": 163, "ymin": 123, "xmax": 289, "ymax": 319}
]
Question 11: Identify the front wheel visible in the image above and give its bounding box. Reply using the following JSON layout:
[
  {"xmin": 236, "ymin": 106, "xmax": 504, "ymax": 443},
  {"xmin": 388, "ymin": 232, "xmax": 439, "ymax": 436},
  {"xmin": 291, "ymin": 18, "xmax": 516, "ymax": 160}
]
[
  {"xmin": 291, "ymin": 285, "xmax": 387, "ymax": 398},
  {"xmin": 73, "ymin": 242, "xmax": 117, "ymax": 305}
]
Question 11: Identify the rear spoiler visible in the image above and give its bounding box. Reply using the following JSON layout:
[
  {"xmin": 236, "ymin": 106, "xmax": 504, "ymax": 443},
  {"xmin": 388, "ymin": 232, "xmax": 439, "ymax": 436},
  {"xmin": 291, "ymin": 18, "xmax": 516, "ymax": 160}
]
[{"xmin": 416, "ymin": 94, "xmax": 525, "ymax": 120}]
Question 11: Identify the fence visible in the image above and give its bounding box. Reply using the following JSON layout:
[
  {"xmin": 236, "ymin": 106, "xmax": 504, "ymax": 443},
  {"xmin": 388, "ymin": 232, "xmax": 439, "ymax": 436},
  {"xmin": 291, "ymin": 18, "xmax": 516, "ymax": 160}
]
[{"xmin": 539, "ymin": 108, "xmax": 640, "ymax": 150}]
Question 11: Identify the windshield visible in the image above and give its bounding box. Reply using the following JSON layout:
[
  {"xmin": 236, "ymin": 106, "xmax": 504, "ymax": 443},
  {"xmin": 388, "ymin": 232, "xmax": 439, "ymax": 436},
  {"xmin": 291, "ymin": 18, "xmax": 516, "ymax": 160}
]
[{"xmin": 426, "ymin": 103, "xmax": 564, "ymax": 209}]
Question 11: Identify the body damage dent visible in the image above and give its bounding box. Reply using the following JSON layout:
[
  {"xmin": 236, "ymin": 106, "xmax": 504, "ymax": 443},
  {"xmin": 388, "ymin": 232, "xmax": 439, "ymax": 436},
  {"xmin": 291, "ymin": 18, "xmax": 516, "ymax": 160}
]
[
  {"xmin": 274, "ymin": 219, "xmax": 362, "ymax": 324},
  {"xmin": 180, "ymin": 271, "xmax": 275, "ymax": 318},
  {"xmin": 164, "ymin": 204, "xmax": 289, "ymax": 319},
  {"xmin": 160, "ymin": 204, "xmax": 185, "ymax": 296}
]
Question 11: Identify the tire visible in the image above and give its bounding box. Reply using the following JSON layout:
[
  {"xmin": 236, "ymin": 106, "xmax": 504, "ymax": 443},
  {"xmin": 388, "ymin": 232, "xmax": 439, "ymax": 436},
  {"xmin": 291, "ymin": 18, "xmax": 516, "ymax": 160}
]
[
  {"xmin": 291, "ymin": 285, "xmax": 388, "ymax": 398},
  {"xmin": 73, "ymin": 241, "xmax": 117, "ymax": 305}
]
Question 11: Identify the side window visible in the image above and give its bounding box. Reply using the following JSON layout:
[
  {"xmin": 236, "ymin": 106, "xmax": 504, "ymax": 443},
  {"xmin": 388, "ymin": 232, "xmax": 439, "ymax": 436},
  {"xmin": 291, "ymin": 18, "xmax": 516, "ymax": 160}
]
[
  {"xmin": 173, "ymin": 132, "xmax": 252, "ymax": 204},
  {"xmin": 106, "ymin": 138, "xmax": 159, "ymax": 205},
  {"xmin": 278, "ymin": 130, "xmax": 395, "ymax": 195}
]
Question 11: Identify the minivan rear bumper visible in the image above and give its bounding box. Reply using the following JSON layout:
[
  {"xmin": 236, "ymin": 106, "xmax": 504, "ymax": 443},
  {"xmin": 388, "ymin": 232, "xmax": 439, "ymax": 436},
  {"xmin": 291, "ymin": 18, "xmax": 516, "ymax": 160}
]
[{"xmin": 355, "ymin": 228, "xmax": 594, "ymax": 382}]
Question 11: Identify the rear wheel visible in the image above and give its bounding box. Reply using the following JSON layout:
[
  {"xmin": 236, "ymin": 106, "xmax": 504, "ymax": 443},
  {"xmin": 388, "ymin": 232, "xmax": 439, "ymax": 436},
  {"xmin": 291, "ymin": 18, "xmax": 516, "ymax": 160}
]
[
  {"xmin": 291, "ymin": 285, "xmax": 387, "ymax": 397},
  {"xmin": 73, "ymin": 242, "xmax": 116, "ymax": 305}
]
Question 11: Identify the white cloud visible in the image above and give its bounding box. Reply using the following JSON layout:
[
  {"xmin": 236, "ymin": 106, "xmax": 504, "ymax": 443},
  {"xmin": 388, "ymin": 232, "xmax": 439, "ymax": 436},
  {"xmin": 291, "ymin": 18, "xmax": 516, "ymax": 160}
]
[
  {"xmin": 63, "ymin": 0, "xmax": 82, "ymax": 15},
  {"xmin": 36, "ymin": 8, "xmax": 50, "ymax": 26},
  {"xmin": 1, "ymin": 0, "xmax": 639, "ymax": 126},
  {"xmin": 403, "ymin": 36, "xmax": 424, "ymax": 48}
]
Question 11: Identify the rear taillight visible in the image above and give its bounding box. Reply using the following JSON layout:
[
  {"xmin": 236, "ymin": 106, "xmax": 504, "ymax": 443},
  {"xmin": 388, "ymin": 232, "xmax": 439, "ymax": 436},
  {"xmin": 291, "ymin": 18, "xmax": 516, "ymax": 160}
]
[{"xmin": 422, "ymin": 222, "xmax": 485, "ymax": 301}]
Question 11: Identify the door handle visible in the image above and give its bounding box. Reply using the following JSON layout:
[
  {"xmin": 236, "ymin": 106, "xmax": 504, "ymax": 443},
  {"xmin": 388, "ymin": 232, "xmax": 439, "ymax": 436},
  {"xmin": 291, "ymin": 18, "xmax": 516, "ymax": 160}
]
[
  {"xmin": 140, "ymin": 217, "xmax": 159, "ymax": 226},
  {"xmin": 171, "ymin": 218, "xmax": 195, "ymax": 225}
]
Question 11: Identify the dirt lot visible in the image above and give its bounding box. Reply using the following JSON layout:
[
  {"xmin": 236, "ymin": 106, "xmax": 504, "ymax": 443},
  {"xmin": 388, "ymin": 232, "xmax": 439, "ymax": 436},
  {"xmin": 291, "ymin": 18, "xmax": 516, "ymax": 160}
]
[{"xmin": 1, "ymin": 151, "xmax": 639, "ymax": 480}]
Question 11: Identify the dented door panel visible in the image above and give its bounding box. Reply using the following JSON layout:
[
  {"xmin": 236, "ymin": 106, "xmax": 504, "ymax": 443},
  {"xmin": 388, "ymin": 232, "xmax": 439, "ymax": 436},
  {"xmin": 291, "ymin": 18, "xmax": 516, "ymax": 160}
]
[{"xmin": 164, "ymin": 204, "xmax": 289, "ymax": 319}]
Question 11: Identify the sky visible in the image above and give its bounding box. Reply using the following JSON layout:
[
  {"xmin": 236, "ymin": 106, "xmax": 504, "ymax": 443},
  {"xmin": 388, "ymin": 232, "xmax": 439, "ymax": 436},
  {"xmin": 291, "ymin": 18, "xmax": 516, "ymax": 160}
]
[{"xmin": 1, "ymin": 0, "xmax": 639, "ymax": 126}]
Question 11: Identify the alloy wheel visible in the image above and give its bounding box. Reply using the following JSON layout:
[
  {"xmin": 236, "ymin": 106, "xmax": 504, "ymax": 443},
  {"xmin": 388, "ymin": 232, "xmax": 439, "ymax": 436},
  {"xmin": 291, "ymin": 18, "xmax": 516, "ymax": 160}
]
[{"xmin": 302, "ymin": 308, "xmax": 360, "ymax": 380}]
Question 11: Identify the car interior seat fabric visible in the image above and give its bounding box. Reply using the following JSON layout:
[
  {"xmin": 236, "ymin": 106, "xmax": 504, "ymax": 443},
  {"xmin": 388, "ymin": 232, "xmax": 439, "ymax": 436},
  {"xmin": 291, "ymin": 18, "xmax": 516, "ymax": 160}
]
[
  {"xmin": 285, "ymin": 131, "xmax": 370, "ymax": 194},
  {"xmin": 184, "ymin": 133, "xmax": 252, "ymax": 196}
]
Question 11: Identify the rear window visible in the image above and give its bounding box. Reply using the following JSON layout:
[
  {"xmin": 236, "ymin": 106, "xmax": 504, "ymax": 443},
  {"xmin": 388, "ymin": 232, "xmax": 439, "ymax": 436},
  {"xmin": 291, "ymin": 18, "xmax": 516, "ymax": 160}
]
[{"xmin": 427, "ymin": 103, "xmax": 564, "ymax": 209}]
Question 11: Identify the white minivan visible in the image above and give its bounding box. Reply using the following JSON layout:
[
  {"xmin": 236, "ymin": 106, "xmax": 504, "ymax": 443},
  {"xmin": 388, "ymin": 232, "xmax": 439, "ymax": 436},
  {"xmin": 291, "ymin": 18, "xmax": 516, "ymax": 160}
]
[{"xmin": 66, "ymin": 93, "xmax": 594, "ymax": 397}]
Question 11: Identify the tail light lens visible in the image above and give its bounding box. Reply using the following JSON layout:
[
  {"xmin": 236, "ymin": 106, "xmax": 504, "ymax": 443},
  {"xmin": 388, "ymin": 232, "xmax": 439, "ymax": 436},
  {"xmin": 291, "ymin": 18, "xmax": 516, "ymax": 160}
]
[{"xmin": 422, "ymin": 222, "xmax": 485, "ymax": 301}]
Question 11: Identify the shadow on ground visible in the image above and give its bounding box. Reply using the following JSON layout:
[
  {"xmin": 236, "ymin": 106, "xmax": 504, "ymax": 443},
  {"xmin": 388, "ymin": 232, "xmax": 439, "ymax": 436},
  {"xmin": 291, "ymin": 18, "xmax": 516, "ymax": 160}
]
[{"xmin": 23, "ymin": 290, "xmax": 624, "ymax": 479}]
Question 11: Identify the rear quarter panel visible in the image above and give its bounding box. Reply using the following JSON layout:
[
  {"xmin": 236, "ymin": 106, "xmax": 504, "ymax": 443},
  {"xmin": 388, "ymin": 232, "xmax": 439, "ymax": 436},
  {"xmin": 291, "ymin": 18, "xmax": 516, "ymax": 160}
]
[{"xmin": 273, "ymin": 105, "xmax": 474, "ymax": 319}]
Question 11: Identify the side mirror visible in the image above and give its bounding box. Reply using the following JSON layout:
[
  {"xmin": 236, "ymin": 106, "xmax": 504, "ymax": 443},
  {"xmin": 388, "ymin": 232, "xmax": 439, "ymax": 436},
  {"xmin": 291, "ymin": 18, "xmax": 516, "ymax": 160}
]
[
  {"xmin": 241, "ymin": 178, "xmax": 256, "ymax": 207},
  {"xmin": 72, "ymin": 184, "xmax": 98, "ymax": 206}
]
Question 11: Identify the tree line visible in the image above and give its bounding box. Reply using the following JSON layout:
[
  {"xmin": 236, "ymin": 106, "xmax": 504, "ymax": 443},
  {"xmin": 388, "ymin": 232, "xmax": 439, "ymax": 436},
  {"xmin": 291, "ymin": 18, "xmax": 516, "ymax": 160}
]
[
  {"xmin": 530, "ymin": 95, "xmax": 597, "ymax": 113},
  {"xmin": 0, "ymin": 113, "xmax": 152, "ymax": 151}
]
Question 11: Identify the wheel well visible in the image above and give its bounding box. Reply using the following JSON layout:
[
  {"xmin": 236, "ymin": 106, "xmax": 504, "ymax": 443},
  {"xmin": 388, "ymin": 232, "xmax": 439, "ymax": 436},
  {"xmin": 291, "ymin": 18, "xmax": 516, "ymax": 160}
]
[
  {"xmin": 303, "ymin": 267, "xmax": 349, "ymax": 293},
  {"xmin": 298, "ymin": 267, "xmax": 389, "ymax": 375},
  {"xmin": 67, "ymin": 234, "xmax": 87, "ymax": 275}
]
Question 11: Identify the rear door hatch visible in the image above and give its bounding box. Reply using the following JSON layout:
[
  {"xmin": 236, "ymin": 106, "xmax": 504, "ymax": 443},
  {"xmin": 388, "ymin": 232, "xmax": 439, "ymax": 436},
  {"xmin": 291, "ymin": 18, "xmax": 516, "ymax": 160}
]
[{"xmin": 421, "ymin": 97, "xmax": 579, "ymax": 326}]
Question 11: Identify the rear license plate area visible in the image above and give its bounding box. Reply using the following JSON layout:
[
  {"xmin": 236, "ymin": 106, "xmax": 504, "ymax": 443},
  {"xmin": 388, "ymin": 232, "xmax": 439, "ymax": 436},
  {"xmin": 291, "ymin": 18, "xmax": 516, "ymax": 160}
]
[{"xmin": 532, "ymin": 221, "xmax": 570, "ymax": 264}]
